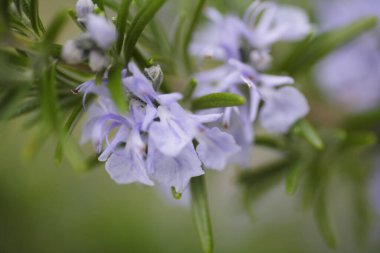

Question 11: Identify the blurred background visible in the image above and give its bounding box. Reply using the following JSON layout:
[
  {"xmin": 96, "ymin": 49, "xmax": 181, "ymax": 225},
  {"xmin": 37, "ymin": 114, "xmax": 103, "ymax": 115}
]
[{"xmin": 1, "ymin": 0, "xmax": 380, "ymax": 252}]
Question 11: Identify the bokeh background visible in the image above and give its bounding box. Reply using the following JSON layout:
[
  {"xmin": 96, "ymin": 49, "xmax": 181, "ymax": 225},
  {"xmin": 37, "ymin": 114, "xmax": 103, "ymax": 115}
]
[{"xmin": 1, "ymin": 0, "xmax": 380, "ymax": 252}]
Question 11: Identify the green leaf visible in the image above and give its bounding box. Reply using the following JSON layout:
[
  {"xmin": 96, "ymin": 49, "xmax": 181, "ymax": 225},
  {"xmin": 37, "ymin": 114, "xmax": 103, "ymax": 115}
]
[
  {"xmin": 344, "ymin": 107, "xmax": 380, "ymax": 130},
  {"xmin": 55, "ymin": 103, "xmax": 85, "ymax": 164},
  {"xmin": 93, "ymin": 0, "xmax": 105, "ymax": 11},
  {"xmin": 124, "ymin": 0, "xmax": 166, "ymax": 62},
  {"xmin": 190, "ymin": 175, "xmax": 213, "ymax": 253},
  {"xmin": 182, "ymin": 78, "xmax": 197, "ymax": 102},
  {"xmin": 40, "ymin": 64, "xmax": 61, "ymax": 130},
  {"xmin": 108, "ymin": 63, "xmax": 128, "ymax": 111},
  {"xmin": 285, "ymin": 161, "xmax": 303, "ymax": 195},
  {"xmin": 43, "ymin": 11, "xmax": 68, "ymax": 45},
  {"xmin": 314, "ymin": 195, "xmax": 337, "ymax": 248},
  {"xmin": 30, "ymin": 0, "xmax": 44, "ymax": 35},
  {"xmin": 182, "ymin": 0, "xmax": 206, "ymax": 71},
  {"xmin": 191, "ymin": 92, "xmax": 245, "ymax": 111},
  {"xmin": 116, "ymin": 0, "xmax": 132, "ymax": 54},
  {"xmin": 293, "ymin": 119, "xmax": 324, "ymax": 150},
  {"xmin": 280, "ymin": 17, "xmax": 378, "ymax": 74}
]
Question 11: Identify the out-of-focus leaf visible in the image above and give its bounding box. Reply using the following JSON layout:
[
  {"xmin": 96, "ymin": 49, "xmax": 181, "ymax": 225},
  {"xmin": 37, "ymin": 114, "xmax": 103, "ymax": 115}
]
[
  {"xmin": 293, "ymin": 119, "xmax": 324, "ymax": 150},
  {"xmin": 314, "ymin": 194, "xmax": 337, "ymax": 249},
  {"xmin": 124, "ymin": 0, "xmax": 166, "ymax": 62},
  {"xmin": 190, "ymin": 175, "xmax": 213, "ymax": 253},
  {"xmin": 40, "ymin": 64, "xmax": 61, "ymax": 130},
  {"xmin": 55, "ymin": 103, "xmax": 85, "ymax": 164},
  {"xmin": 0, "ymin": 88, "xmax": 28, "ymax": 120},
  {"xmin": 93, "ymin": 0, "xmax": 105, "ymax": 11},
  {"xmin": 191, "ymin": 92, "xmax": 245, "ymax": 111},
  {"xmin": 42, "ymin": 11, "xmax": 68, "ymax": 54},
  {"xmin": 182, "ymin": 0, "xmax": 205, "ymax": 70},
  {"xmin": 285, "ymin": 161, "xmax": 303, "ymax": 195},
  {"xmin": 280, "ymin": 17, "xmax": 378, "ymax": 74},
  {"xmin": 0, "ymin": 0, "xmax": 10, "ymax": 39},
  {"xmin": 182, "ymin": 78, "xmax": 197, "ymax": 102},
  {"xmin": 255, "ymin": 134, "xmax": 286, "ymax": 149},
  {"xmin": 108, "ymin": 63, "xmax": 128, "ymax": 111},
  {"xmin": 344, "ymin": 107, "xmax": 380, "ymax": 130},
  {"xmin": 30, "ymin": 0, "xmax": 45, "ymax": 35},
  {"xmin": 116, "ymin": 0, "xmax": 132, "ymax": 54},
  {"xmin": 340, "ymin": 131, "xmax": 377, "ymax": 149}
]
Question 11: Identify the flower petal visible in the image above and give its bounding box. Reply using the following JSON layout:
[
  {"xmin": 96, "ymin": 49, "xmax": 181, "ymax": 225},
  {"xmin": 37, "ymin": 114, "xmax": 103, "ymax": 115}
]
[
  {"xmin": 105, "ymin": 151, "xmax": 153, "ymax": 186},
  {"xmin": 259, "ymin": 86, "xmax": 309, "ymax": 133},
  {"xmin": 148, "ymin": 143, "xmax": 204, "ymax": 193},
  {"xmin": 196, "ymin": 127, "xmax": 240, "ymax": 170}
]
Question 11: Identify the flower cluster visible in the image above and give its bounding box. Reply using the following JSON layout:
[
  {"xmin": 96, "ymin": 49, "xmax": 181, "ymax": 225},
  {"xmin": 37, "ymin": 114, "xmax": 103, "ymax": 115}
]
[
  {"xmin": 61, "ymin": 0, "xmax": 312, "ymax": 191},
  {"xmin": 78, "ymin": 63, "xmax": 240, "ymax": 192},
  {"xmin": 62, "ymin": 0, "xmax": 117, "ymax": 72},
  {"xmin": 315, "ymin": 0, "xmax": 380, "ymax": 112},
  {"xmin": 191, "ymin": 1, "xmax": 311, "ymax": 165}
]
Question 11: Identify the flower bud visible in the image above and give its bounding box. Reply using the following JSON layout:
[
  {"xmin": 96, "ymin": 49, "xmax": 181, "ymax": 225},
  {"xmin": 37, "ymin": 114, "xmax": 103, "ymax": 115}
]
[
  {"xmin": 76, "ymin": 0, "xmax": 94, "ymax": 21},
  {"xmin": 61, "ymin": 40, "xmax": 84, "ymax": 64},
  {"xmin": 86, "ymin": 14, "xmax": 117, "ymax": 49},
  {"xmin": 144, "ymin": 65, "xmax": 163, "ymax": 90},
  {"xmin": 89, "ymin": 50, "xmax": 108, "ymax": 72}
]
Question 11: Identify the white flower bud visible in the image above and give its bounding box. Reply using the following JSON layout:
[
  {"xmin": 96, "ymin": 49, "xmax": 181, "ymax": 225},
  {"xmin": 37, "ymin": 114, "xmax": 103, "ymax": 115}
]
[
  {"xmin": 89, "ymin": 50, "xmax": 108, "ymax": 72},
  {"xmin": 61, "ymin": 40, "xmax": 83, "ymax": 64},
  {"xmin": 86, "ymin": 14, "xmax": 117, "ymax": 49},
  {"xmin": 76, "ymin": 0, "xmax": 94, "ymax": 21}
]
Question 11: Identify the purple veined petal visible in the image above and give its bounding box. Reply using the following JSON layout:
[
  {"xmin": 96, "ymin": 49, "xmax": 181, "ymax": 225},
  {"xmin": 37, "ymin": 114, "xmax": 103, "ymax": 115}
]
[
  {"xmin": 147, "ymin": 142, "xmax": 204, "ymax": 193},
  {"xmin": 260, "ymin": 74, "xmax": 294, "ymax": 87},
  {"xmin": 157, "ymin": 93, "xmax": 183, "ymax": 105},
  {"xmin": 99, "ymin": 125, "xmax": 129, "ymax": 162},
  {"xmin": 228, "ymin": 59, "xmax": 258, "ymax": 85},
  {"xmin": 222, "ymin": 106, "xmax": 234, "ymax": 128},
  {"xmin": 226, "ymin": 108, "xmax": 254, "ymax": 167},
  {"xmin": 259, "ymin": 86, "xmax": 309, "ymax": 133},
  {"xmin": 86, "ymin": 14, "xmax": 117, "ymax": 49},
  {"xmin": 141, "ymin": 104, "xmax": 157, "ymax": 132},
  {"xmin": 249, "ymin": 84, "xmax": 261, "ymax": 122},
  {"xmin": 149, "ymin": 106, "xmax": 194, "ymax": 157},
  {"xmin": 105, "ymin": 127, "xmax": 153, "ymax": 186},
  {"xmin": 196, "ymin": 127, "xmax": 240, "ymax": 171},
  {"xmin": 91, "ymin": 113, "xmax": 130, "ymax": 152},
  {"xmin": 105, "ymin": 151, "xmax": 153, "ymax": 186},
  {"xmin": 123, "ymin": 63, "xmax": 158, "ymax": 105},
  {"xmin": 80, "ymin": 102, "xmax": 107, "ymax": 144}
]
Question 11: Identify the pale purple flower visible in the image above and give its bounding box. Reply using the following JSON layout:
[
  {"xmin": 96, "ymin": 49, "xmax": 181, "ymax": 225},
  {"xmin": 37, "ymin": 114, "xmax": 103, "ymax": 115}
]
[
  {"xmin": 242, "ymin": 1, "xmax": 312, "ymax": 49},
  {"xmin": 194, "ymin": 60, "xmax": 309, "ymax": 134},
  {"xmin": 61, "ymin": 40, "xmax": 84, "ymax": 64},
  {"xmin": 76, "ymin": 0, "xmax": 94, "ymax": 21},
  {"xmin": 190, "ymin": 8, "xmax": 246, "ymax": 61},
  {"xmin": 78, "ymin": 63, "xmax": 240, "ymax": 192},
  {"xmin": 86, "ymin": 14, "xmax": 117, "ymax": 49},
  {"xmin": 89, "ymin": 50, "xmax": 108, "ymax": 72},
  {"xmin": 315, "ymin": 0, "xmax": 380, "ymax": 112},
  {"xmin": 191, "ymin": 1, "xmax": 311, "ymax": 153}
]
